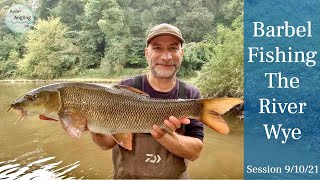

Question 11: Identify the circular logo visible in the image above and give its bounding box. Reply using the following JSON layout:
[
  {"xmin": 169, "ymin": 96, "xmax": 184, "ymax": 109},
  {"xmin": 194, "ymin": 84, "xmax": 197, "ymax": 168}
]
[{"xmin": 5, "ymin": 4, "xmax": 34, "ymax": 33}]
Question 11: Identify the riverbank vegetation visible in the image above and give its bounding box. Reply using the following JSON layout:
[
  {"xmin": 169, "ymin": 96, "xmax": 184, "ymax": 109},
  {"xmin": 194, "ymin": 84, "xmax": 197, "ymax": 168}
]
[{"xmin": 0, "ymin": 0, "xmax": 243, "ymax": 98}]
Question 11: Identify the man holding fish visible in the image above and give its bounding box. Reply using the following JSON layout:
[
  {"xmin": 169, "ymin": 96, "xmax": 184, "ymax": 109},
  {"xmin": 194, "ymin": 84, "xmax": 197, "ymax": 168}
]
[
  {"xmin": 91, "ymin": 23, "xmax": 225, "ymax": 179},
  {"xmin": 9, "ymin": 23, "xmax": 242, "ymax": 179}
]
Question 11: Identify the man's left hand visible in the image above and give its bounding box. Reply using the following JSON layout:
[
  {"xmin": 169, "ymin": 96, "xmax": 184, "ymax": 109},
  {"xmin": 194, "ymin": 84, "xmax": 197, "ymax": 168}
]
[{"xmin": 151, "ymin": 116, "xmax": 190, "ymax": 139}]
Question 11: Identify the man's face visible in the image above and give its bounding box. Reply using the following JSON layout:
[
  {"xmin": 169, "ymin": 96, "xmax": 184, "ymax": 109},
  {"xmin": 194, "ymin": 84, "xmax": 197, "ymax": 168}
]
[{"xmin": 145, "ymin": 35, "xmax": 184, "ymax": 79}]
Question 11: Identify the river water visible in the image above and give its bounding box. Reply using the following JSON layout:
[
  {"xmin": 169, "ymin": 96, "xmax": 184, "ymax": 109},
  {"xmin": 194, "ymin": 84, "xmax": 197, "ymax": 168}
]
[{"xmin": 0, "ymin": 82, "xmax": 243, "ymax": 179}]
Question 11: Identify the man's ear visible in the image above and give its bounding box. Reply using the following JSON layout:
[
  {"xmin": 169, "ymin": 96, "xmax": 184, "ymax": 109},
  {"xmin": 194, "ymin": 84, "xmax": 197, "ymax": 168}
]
[
  {"xmin": 145, "ymin": 47, "xmax": 151, "ymax": 64},
  {"xmin": 145, "ymin": 47, "xmax": 149, "ymax": 57},
  {"xmin": 181, "ymin": 47, "xmax": 184, "ymax": 57}
]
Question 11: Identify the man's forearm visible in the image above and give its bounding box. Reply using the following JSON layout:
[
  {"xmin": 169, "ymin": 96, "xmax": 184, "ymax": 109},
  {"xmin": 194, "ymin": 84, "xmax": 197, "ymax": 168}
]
[{"xmin": 155, "ymin": 132, "xmax": 203, "ymax": 161}]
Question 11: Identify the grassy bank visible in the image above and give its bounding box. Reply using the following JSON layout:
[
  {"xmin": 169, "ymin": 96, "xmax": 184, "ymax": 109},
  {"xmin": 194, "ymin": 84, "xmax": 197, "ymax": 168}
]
[
  {"xmin": 0, "ymin": 68, "xmax": 197, "ymax": 84},
  {"xmin": 0, "ymin": 68, "xmax": 146, "ymax": 83},
  {"xmin": 0, "ymin": 78, "xmax": 121, "ymax": 83}
]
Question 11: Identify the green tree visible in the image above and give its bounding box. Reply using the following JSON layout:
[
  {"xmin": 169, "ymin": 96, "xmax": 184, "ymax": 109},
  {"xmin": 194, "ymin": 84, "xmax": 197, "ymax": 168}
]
[
  {"xmin": 118, "ymin": 1, "xmax": 150, "ymax": 68},
  {"xmin": 141, "ymin": 0, "xmax": 181, "ymax": 30},
  {"xmin": 196, "ymin": 15, "xmax": 243, "ymax": 98},
  {"xmin": 176, "ymin": 0, "xmax": 214, "ymax": 42},
  {"xmin": 0, "ymin": 0, "xmax": 245, "ymax": 79},
  {"xmin": 0, "ymin": 1, "xmax": 29, "ymax": 79},
  {"xmin": 18, "ymin": 17, "xmax": 78, "ymax": 79},
  {"xmin": 74, "ymin": 0, "xmax": 111, "ymax": 70},
  {"xmin": 36, "ymin": 0, "xmax": 59, "ymax": 19},
  {"xmin": 0, "ymin": 34, "xmax": 22, "ymax": 79},
  {"xmin": 98, "ymin": 0, "xmax": 131, "ymax": 74},
  {"xmin": 219, "ymin": 0, "xmax": 243, "ymax": 26},
  {"xmin": 52, "ymin": 0, "xmax": 84, "ymax": 30},
  {"xmin": 178, "ymin": 41, "xmax": 214, "ymax": 77},
  {"xmin": 126, "ymin": 37, "xmax": 147, "ymax": 68}
]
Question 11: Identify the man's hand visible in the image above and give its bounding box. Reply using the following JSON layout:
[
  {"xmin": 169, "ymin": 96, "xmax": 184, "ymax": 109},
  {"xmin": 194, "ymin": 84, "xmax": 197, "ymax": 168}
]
[
  {"xmin": 151, "ymin": 116, "xmax": 190, "ymax": 139},
  {"xmin": 150, "ymin": 116, "xmax": 203, "ymax": 161}
]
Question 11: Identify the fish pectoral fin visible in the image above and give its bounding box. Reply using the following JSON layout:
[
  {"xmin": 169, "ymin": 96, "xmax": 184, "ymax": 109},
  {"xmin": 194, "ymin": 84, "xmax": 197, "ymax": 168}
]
[
  {"xmin": 111, "ymin": 133, "xmax": 133, "ymax": 151},
  {"xmin": 39, "ymin": 115, "xmax": 58, "ymax": 121},
  {"xmin": 58, "ymin": 109, "xmax": 87, "ymax": 139},
  {"xmin": 113, "ymin": 85, "xmax": 149, "ymax": 97}
]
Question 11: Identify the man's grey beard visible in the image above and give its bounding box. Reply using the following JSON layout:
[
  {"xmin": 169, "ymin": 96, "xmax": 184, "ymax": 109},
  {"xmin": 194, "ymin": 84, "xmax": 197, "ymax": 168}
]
[
  {"xmin": 149, "ymin": 63, "xmax": 181, "ymax": 79},
  {"xmin": 151, "ymin": 67, "xmax": 177, "ymax": 79}
]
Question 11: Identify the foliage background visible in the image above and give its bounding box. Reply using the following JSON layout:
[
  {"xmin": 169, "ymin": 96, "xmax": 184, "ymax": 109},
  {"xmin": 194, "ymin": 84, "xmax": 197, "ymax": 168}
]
[{"xmin": 0, "ymin": 0, "xmax": 243, "ymax": 97}]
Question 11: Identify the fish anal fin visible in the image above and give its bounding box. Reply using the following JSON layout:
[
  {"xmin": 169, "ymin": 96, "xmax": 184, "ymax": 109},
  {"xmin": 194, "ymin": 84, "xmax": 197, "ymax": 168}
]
[
  {"xmin": 113, "ymin": 85, "xmax": 149, "ymax": 97},
  {"xmin": 58, "ymin": 109, "xmax": 87, "ymax": 139},
  {"xmin": 111, "ymin": 133, "xmax": 132, "ymax": 150},
  {"xmin": 200, "ymin": 98, "xmax": 243, "ymax": 135}
]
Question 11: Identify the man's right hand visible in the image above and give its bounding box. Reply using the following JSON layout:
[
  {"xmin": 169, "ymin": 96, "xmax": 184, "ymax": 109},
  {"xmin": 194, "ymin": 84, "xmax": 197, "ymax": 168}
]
[{"xmin": 151, "ymin": 116, "xmax": 190, "ymax": 139}]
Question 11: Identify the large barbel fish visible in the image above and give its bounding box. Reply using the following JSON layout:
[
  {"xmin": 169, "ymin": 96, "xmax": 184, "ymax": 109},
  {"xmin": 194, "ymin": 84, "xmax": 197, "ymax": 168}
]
[{"xmin": 8, "ymin": 82, "xmax": 243, "ymax": 150}]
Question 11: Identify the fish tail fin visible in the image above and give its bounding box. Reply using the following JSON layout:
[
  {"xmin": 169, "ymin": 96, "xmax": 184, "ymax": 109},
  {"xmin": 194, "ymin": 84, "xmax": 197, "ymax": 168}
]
[{"xmin": 199, "ymin": 98, "xmax": 243, "ymax": 134}]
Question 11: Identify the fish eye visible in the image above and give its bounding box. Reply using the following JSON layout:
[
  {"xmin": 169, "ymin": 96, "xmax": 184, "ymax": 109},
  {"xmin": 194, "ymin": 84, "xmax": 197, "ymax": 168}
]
[{"xmin": 24, "ymin": 94, "xmax": 37, "ymax": 101}]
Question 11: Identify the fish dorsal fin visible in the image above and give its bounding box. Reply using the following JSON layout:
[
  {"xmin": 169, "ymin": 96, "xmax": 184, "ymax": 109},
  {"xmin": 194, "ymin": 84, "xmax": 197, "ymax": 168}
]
[
  {"xmin": 111, "ymin": 133, "xmax": 133, "ymax": 150},
  {"xmin": 113, "ymin": 85, "xmax": 149, "ymax": 97},
  {"xmin": 58, "ymin": 108, "xmax": 87, "ymax": 139}
]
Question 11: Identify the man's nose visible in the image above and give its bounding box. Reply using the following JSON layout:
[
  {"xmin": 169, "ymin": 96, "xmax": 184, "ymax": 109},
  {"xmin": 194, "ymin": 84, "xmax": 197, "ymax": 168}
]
[{"xmin": 161, "ymin": 51, "xmax": 172, "ymax": 61}]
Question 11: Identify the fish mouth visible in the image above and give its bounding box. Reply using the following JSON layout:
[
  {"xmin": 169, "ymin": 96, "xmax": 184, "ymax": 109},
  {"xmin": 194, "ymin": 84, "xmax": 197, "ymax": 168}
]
[{"xmin": 8, "ymin": 106, "xmax": 28, "ymax": 124}]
